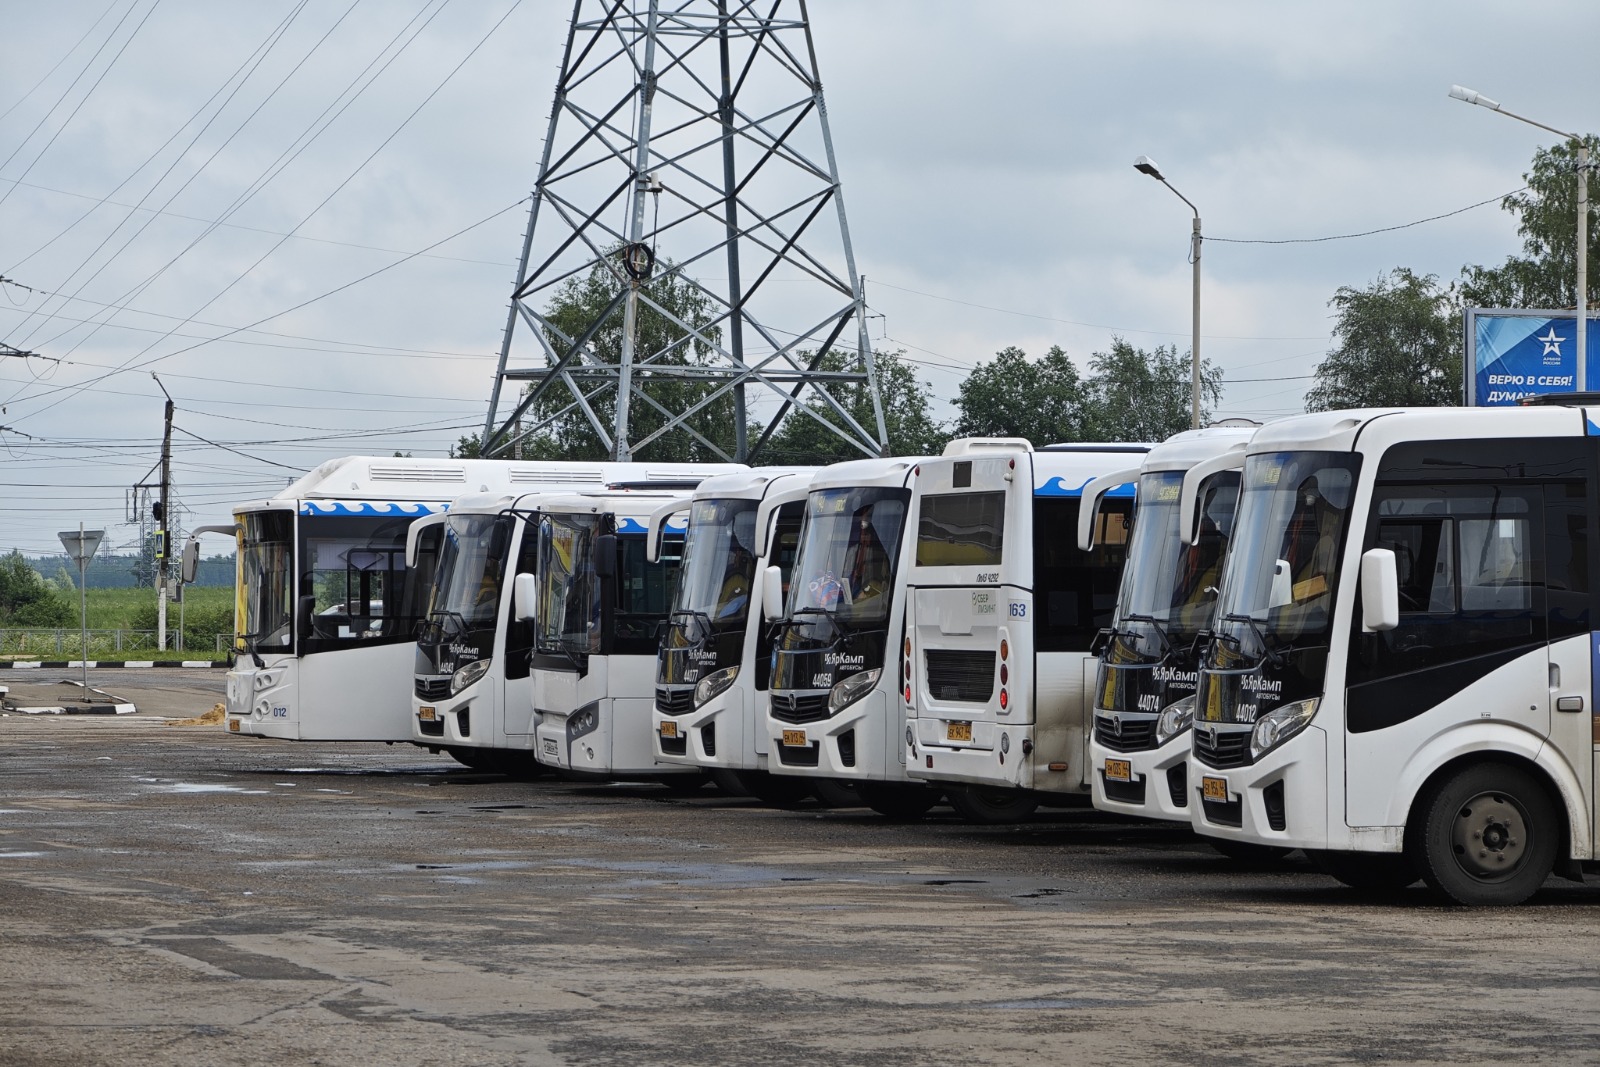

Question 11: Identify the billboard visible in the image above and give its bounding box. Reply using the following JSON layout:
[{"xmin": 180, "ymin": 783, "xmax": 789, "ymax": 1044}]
[{"xmin": 1466, "ymin": 308, "xmax": 1600, "ymax": 406}]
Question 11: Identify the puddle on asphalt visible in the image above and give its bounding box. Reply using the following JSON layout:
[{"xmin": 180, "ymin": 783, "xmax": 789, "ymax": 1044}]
[
  {"xmin": 0, "ymin": 851, "xmax": 48, "ymax": 859},
  {"xmin": 403, "ymin": 860, "xmax": 533, "ymax": 873}
]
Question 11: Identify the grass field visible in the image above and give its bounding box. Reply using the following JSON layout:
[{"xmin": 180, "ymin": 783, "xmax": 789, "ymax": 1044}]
[{"xmin": 0, "ymin": 587, "xmax": 237, "ymax": 662}]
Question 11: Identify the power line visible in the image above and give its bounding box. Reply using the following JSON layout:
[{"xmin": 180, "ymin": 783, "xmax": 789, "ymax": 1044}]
[{"xmin": 1210, "ymin": 187, "xmax": 1526, "ymax": 245}]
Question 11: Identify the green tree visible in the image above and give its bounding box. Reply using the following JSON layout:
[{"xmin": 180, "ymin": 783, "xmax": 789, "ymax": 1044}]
[
  {"xmin": 1306, "ymin": 268, "xmax": 1460, "ymax": 411},
  {"xmin": 0, "ymin": 550, "xmax": 74, "ymax": 626},
  {"xmin": 1081, "ymin": 338, "xmax": 1222, "ymax": 441},
  {"xmin": 449, "ymin": 434, "xmax": 482, "ymax": 459},
  {"xmin": 510, "ymin": 255, "xmax": 736, "ymax": 462},
  {"xmin": 953, "ymin": 345, "xmax": 1093, "ymax": 444},
  {"xmin": 1460, "ymin": 136, "xmax": 1600, "ymax": 310},
  {"xmin": 757, "ymin": 349, "xmax": 944, "ymax": 464}
]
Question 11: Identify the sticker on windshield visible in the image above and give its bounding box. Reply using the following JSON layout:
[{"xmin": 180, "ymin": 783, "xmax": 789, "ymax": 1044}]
[
  {"xmin": 972, "ymin": 590, "xmax": 997, "ymax": 616},
  {"xmin": 810, "ymin": 570, "xmax": 845, "ymax": 609}
]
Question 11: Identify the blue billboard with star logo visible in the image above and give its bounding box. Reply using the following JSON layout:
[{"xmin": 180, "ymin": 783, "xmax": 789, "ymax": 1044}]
[{"xmin": 1467, "ymin": 308, "xmax": 1600, "ymax": 406}]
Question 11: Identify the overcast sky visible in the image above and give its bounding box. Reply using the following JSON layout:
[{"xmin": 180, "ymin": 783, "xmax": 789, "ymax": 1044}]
[{"xmin": 3, "ymin": 0, "xmax": 1597, "ymax": 557}]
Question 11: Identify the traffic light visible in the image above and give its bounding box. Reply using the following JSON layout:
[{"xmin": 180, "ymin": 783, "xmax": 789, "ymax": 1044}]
[{"xmin": 152, "ymin": 500, "xmax": 164, "ymax": 522}]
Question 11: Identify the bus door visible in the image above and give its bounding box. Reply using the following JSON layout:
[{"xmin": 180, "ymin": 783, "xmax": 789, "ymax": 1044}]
[{"xmin": 1345, "ymin": 439, "xmax": 1591, "ymax": 829}]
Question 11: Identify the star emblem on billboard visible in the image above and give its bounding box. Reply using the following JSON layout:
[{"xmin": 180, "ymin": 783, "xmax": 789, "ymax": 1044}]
[{"xmin": 1539, "ymin": 327, "xmax": 1566, "ymax": 356}]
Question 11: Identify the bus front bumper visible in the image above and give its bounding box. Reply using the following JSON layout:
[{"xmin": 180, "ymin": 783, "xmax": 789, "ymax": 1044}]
[
  {"xmin": 1188, "ymin": 726, "xmax": 1328, "ymax": 850},
  {"xmin": 1089, "ymin": 733, "xmax": 1192, "ymax": 822}
]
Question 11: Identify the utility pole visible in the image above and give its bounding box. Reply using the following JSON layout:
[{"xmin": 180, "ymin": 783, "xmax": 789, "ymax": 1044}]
[{"xmin": 154, "ymin": 376, "xmax": 174, "ymax": 651}]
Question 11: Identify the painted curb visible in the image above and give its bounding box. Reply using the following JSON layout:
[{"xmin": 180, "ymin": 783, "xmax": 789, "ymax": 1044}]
[{"xmin": 0, "ymin": 661, "xmax": 230, "ymax": 670}]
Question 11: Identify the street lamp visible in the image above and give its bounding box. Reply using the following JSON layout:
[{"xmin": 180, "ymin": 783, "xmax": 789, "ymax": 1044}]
[
  {"xmin": 1450, "ymin": 85, "xmax": 1590, "ymax": 390},
  {"xmin": 1135, "ymin": 155, "xmax": 1202, "ymax": 429}
]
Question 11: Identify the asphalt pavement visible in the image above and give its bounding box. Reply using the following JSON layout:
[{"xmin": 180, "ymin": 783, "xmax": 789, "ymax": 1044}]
[{"xmin": 1, "ymin": 671, "xmax": 1598, "ymax": 1065}]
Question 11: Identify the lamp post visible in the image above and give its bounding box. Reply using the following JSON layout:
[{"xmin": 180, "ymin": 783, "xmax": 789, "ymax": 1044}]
[
  {"xmin": 1135, "ymin": 155, "xmax": 1202, "ymax": 429},
  {"xmin": 1450, "ymin": 85, "xmax": 1590, "ymax": 391}
]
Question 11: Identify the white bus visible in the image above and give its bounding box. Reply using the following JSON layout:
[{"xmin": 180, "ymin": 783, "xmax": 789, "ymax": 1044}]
[
  {"xmin": 649, "ymin": 469, "xmax": 816, "ymax": 803},
  {"xmin": 227, "ymin": 456, "xmax": 620, "ymax": 743},
  {"xmin": 1085, "ymin": 425, "xmax": 1257, "ymax": 830},
  {"xmin": 411, "ymin": 466, "xmax": 738, "ymax": 771},
  {"xmin": 760, "ymin": 457, "xmax": 941, "ymax": 817},
  {"xmin": 902, "ymin": 439, "xmax": 1150, "ymax": 821},
  {"xmin": 524, "ymin": 490, "xmax": 709, "ymax": 781},
  {"xmin": 1187, "ymin": 403, "xmax": 1598, "ymax": 905}
]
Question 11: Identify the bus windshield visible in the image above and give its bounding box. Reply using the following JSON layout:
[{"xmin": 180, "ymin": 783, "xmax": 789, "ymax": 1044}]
[
  {"xmin": 239, "ymin": 510, "xmax": 292, "ymax": 651},
  {"xmin": 1210, "ymin": 451, "xmax": 1359, "ymax": 664},
  {"xmin": 537, "ymin": 514, "xmax": 601, "ymax": 657},
  {"xmin": 1112, "ymin": 469, "xmax": 1239, "ymax": 662},
  {"xmin": 428, "ymin": 514, "xmax": 513, "ymax": 634},
  {"xmin": 786, "ymin": 486, "xmax": 909, "ymax": 641},
  {"xmin": 668, "ymin": 499, "xmax": 759, "ymax": 639}
]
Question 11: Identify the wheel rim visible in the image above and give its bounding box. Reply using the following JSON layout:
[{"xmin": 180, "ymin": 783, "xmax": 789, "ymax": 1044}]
[{"xmin": 1449, "ymin": 790, "xmax": 1529, "ymax": 881}]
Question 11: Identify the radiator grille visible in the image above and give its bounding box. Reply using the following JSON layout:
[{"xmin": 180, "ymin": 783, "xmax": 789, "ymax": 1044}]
[
  {"xmin": 1093, "ymin": 714, "xmax": 1157, "ymax": 753},
  {"xmin": 655, "ymin": 687, "xmax": 694, "ymax": 716},
  {"xmin": 415, "ymin": 676, "xmax": 451, "ymax": 701},
  {"xmin": 1193, "ymin": 727, "xmax": 1251, "ymax": 769},
  {"xmin": 924, "ymin": 649, "xmax": 995, "ymax": 703},
  {"xmin": 770, "ymin": 691, "xmax": 829, "ymax": 724}
]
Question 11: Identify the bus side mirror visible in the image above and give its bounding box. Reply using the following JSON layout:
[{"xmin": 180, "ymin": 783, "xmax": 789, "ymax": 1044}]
[
  {"xmin": 1269, "ymin": 560, "xmax": 1293, "ymax": 609},
  {"xmin": 1361, "ymin": 548, "xmax": 1399, "ymax": 632},
  {"xmin": 179, "ymin": 539, "xmax": 200, "ymax": 584},
  {"xmin": 296, "ymin": 595, "xmax": 316, "ymax": 640},
  {"xmin": 761, "ymin": 566, "xmax": 784, "ymax": 622},
  {"xmin": 594, "ymin": 533, "xmax": 617, "ymax": 579},
  {"xmin": 513, "ymin": 573, "xmax": 538, "ymax": 623}
]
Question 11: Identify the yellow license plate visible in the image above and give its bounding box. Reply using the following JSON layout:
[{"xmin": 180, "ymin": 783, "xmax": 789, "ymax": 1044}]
[
  {"xmin": 419, "ymin": 706, "xmax": 437, "ymax": 721},
  {"xmin": 946, "ymin": 721, "xmax": 972, "ymax": 742},
  {"xmin": 1202, "ymin": 775, "xmax": 1229, "ymax": 802},
  {"xmin": 781, "ymin": 729, "xmax": 808, "ymax": 747},
  {"xmin": 228, "ymin": 718, "xmax": 241, "ymax": 732},
  {"xmin": 660, "ymin": 720, "xmax": 679, "ymax": 739},
  {"xmin": 1104, "ymin": 758, "xmax": 1131, "ymax": 782}
]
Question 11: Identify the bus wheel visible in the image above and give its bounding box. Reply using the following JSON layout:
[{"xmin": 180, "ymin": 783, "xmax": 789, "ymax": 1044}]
[
  {"xmin": 1412, "ymin": 764, "xmax": 1558, "ymax": 906},
  {"xmin": 811, "ymin": 778, "xmax": 861, "ymax": 809},
  {"xmin": 660, "ymin": 772, "xmax": 712, "ymax": 796},
  {"xmin": 855, "ymin": 782, "xmax": 940, "ymax": 820},
  {"xmin": 1306, "ymin": 849, "xmax": 1415, "ymax": 889},
  {"xmin": 946, "ymin": 785, "xmax": 1039, "ymax": 824},
  {"xmin": 708, "ymin": 768, "xmax": 750, "ymax": 797},
  {"xmin": 1210, "ymin": 838, "xmax": 1294, "ymax": 863},
  {"xmin": 735, "ymin": 770, "xmax": 815, "ymax": 808}
]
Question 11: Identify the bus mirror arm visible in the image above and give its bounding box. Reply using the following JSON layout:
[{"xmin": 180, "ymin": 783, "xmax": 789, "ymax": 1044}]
[
  {"xmin": 1077, "ymin": 466, "xmax": 1142, "ymax": 551},
  {"xmin": 1089, "ymin": 627, "xmax": 1113, "ymax": 657},
  {"xmin": 1180, "ymin": 448, "xmax": 1249, "ymax": 546},
  {"xmin": 645, "ymin": 502, "xmax": 688, "ymax": 564},
  {"xmin": 1360, "ymin": 548, "xmax": 1400, "ymax": 632}
]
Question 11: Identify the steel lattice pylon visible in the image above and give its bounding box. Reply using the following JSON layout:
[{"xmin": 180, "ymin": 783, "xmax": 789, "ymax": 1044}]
[{"xmin": 480, "ymin": 0, "xmax": 887, "ymax": 462}]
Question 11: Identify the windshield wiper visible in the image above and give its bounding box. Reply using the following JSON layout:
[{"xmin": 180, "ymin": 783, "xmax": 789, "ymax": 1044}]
[
  {"xmin": 237, "ymin": 629, "xmax": 267, "ymax": 670},
  {"xmin": 669, "ymin": 608, "xmax": 714, "ymax": 642},
  {"xmin": 1218, "ymin": 612, "xmax": 1284, "ymax": 669},
  {"xmin": 1121, "ymin": 613, "xmax": 1174, "ymax": 655},
  {"xmin": 788, "ymin": 607, "xmax": 842, "ymax": 644}
]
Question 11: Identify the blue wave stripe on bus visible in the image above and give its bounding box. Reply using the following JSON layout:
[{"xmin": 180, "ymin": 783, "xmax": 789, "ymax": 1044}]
[
  {"xmin": 616, "ymin": 517, "xmax": 687, "ymax": 533},
  {"xmin": 1034, "ymin": 477, "xmax": 1135, "ymax": 498},
  {"xmin": 299, "ymin": 501, "xmax": 449, "ymax": 517},
  {"xmin": 1587, "ymin": 415, "xmax": 1600, "ymax": 437}
]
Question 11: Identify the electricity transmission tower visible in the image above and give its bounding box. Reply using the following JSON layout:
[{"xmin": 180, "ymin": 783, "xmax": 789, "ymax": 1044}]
[{"xmin": 480, "ymin": 0, "xmax": 887, "ymax": 462}]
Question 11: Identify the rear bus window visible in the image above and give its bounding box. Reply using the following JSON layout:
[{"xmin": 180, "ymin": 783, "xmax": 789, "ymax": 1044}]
[{"xmin": 916, "ymin": 491, "xmax": 1006, "ymax": 567}]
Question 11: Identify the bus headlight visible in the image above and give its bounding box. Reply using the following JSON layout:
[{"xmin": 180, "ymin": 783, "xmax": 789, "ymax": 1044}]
[
  {"xmin": 451, "ymin": 659, "xmax": 491, "ymax": 695},
  {"xmin": 1155, "ymin": 695, "xmax": 1196, "ymax": 745},
  {"xmin": 1249, "ymin": 697, "xmax": 1320, "ymax": 761},
  {"xmin": 828, "ymin": 668, "xmax": 881, "ymax": 714},
  {"xmin": 694, "ymin": 666, "xmax": 739, "ymax": 707}
]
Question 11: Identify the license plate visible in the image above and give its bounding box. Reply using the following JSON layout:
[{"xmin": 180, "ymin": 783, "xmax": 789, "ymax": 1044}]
[
  {"xmin": 1202, "ymin": 775, "xmax": 1229, "ymax": 802},
  {"xmin": 659, "ymin": 720, "xmax": 679, "ymax": 739},
  {"xmin": 541, "ymin": 737, "xmax": 559, "ymax": 756},
  {"xmin": 946, "ymin": 720, "xmax": 972, "ymax": 742},
  {"xmin": 781, "ymin": 729, "xmax": 808, "ymax": 747},
  {"xmin": 419, "ymin": 706, "xmax": 436, "ymax": 721},
  {"xmin": 1104, "ymin": 758, "xmax": 1131, "ymax": 782},
  {"xmin": 227, "ymin": 718, "xmax": 241, "ymax": 733}
]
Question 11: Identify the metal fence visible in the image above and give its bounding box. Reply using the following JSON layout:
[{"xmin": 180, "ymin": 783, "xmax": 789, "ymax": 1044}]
[{"xmin": 0, "ymin": 629, "xmax": 232, "ymax": 657}]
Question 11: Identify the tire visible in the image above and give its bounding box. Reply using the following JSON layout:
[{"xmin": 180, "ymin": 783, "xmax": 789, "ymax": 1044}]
[
  {"xmin": 1209, "ymin": 838, "xmax": 1294, "ymax": 863},
  {"xmin": 945, "ymin": 785, "xmax": 1039, "ymax": 824},
  {"xmin": 734, "ymin": 770, "xmax": 816, "ymax": 808},
  {"xmin": 708, "ymin": 768, "xmax": 750, "ymax": 798},
  {"xmin": 855, "ymin": 781, "xmax": 940, "ymax": 820},
  {"xmin": 1410, "ymin": 763, "xmax": 1559, "ymax": 906},
  {"xmin": 1306, "ymin": 849, "xmax": 1416, "ymax": 890},
  {"xmin": 811, "ymin": 778, "xmax": 861, "ymax": 809},
  {"xmin": 660, "ymin": 772, "xmax": 712, "ymax": 796}
]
